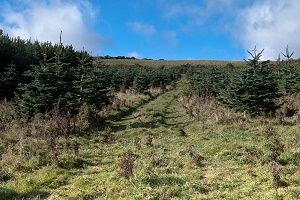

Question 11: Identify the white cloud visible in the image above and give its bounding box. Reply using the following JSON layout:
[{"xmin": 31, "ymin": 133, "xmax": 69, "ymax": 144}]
[
  {"xmin": 0, "ymin": 0, "xmax": 110, "ymax": 55},
  {"xmin": 236, "ymin": 0, "xmax": 300, "ymax": 60},
  {"xmin": 126, "ymin": 51, "xmax": 140, "ymax": 58},
  {"xmin": 159, "ymin": 0, "xmax": 300, "ymax": 60},
  {"xmin": 127, "ymin": 22, "xmax": 156, "ymax": 37}
]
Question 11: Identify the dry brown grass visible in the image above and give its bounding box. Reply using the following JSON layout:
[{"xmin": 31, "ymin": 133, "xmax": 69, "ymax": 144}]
[
  {"xmin": 280, "ymin": 93, "xmax": 300, "ymax": 118},
  {"xmin": 178, "ymin": 94, "xmax": 243, "ymax": 124},
  {"xmin": 114, "ymin": 90, "xmax": 149, "ymax": 108},
  {"xmin": 110, "ymin": 86, "xmax": 164, "ymax": 112}
]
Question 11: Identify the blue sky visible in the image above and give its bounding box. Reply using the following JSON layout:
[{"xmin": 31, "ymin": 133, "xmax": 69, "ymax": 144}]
[{"xmin": 1, "ymin": 0, "xmax": 300, "ymax": 60}]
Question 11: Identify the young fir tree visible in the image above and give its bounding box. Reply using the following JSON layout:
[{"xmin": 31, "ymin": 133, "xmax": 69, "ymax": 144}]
[
  {"xmin": 0, "ymin": 62, "xmax": 19, "ymax": 100},
  {"xmin": 188, "ymin": 71, "xmax": 209, "ymax": 96},
  {"xmin": 277, "ymin": 46, "xmax": 300, "ymax": 94},
  {"xmin": 220, "ymin": 48, "xmax": 281, "ymax": 116},
  {"xmin": 133, "ymin": 69, "xmax": 150, "ymax": 93},
  {"xmin": 150, "ymin": 68, "xmax": 165, "ymax": 88},
  {"xmin": 14, "ymin": 45, "xmax": 68, "ymax": 115},
  {"xmin": 71, "ymin": 52, "xmax": 110, "ymax": 112},
  {"xmin": 187, "ymin": 67, "xmax": 227, "ymax": 97},
  {"xmin": 207, "ymin": 67, "xmax": 229, "ymax": 97}
]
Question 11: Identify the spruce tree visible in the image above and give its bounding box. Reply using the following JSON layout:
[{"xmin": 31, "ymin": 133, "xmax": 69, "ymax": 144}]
[
  {"xmin": 71, "ymin": 52, "xmax": 110, "ymax": 112},
  {"xmin": 220, "ymin": 48, "xmax": 281, "ymax": 116},
  {"xmin": 188, "ymin": 71, "xmax": 209, "ymax": 96},
  {"xmin": 187, "ymin": 67, "xmax": 227, "ymax": 97},
  {"xmin": 277, "ymin": 46, "xmax": 300, "ymax": 94},
  {"xmin": 0, "ymin": 62, "xmax": 19, "ymax": 100},
  {"xmin": 133, "ymin": 69, "xmax": 150, "ymax": 93},
  {"xmin": 14, "ymin": 46, "xmax": 68, "ymax": 115},
  {"xmin": 207, "ymin": 67, "xmax": 228, "ymax": 97}
]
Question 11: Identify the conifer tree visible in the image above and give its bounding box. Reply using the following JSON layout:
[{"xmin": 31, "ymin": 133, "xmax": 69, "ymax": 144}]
[
  {"xmin": 133, "ymin": 70, "xmax": 150, "ymax": 93},
  {"xmin": 0, "ymin": 62, "xmax": 19, "ymax": 100},
  {"xmin": 71, "ymin": 52, "xmax": 110, "ymax": 112},
  {"xmin": 220, "ymin": 48, "xmax": 281, "ymax": 116},
  {"xmin": 207, "ymin": 67, "xmax": 228, "ymax": 97},
  {"xmin": 277, "ymin": 46, "xmax": 300, "ymax": 93},
  {"xmin": 14, "ymin": 44, "xmax": 68, "ymax": 115},
  {"xmin": 187, "ymin": 67, "xmax": 227, "ymax": 97}
]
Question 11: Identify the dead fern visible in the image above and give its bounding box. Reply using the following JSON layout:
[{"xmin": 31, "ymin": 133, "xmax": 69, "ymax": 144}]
[
  {"xmin": 270, "ymin": 160, "xmax": 282, "ymax": 192},
  {"xmin": 119, "ymin": 150, "xmax": 137, "ymax": 179}
]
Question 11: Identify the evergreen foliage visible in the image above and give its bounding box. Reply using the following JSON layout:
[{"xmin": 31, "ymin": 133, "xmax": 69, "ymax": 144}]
[
  {"xmin": 0, "ymin": 63, "xmax": 19, "ymax": 100},
  {"xmin": 150, "ymin": 68, "xmax": 167, "ymax": 88},
  {"xmin": 71, "ymin": 54, "xmax": 110, "ymax": 112},
  {"xmin": 106, "ymin": 65, "xmax": 138, "ymax": 90},
  {"xmin": 14, "ymin": 48, "xmax": 68, "ymax": 115},
  {"xmin": 220, "ymin": 48, "xmax": 281, "ymax": 116},
  {"xmin": 3, "ymin": 30, "xmax": 299, "ymax": 119},
  {"xmin": 188, "ymin": 70, "xmax": 209, "ymax": 96},
  {"xmin": 187, "ymin": 67, "xmax": 228, "ymax": 97},
  {"xmin": 14, "ymin": 48, "xmax": 111, "ymax": 115},
  {"xmin": 276, "ymin": 46, "xmax": 300, "ymax": 94},
  {"xmin": 0, "ymin": 31, "xmax": 84, "ymax": 100},
  {"xmin": 133, "ymin": 70, "xmax": 151, "ymax": 93}
]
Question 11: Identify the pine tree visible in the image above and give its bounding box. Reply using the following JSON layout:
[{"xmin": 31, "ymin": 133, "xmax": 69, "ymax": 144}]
[
  {"xmin": 187, "ymin": 67, "xmax": 228, "ymax": 97},
  {"xmin": 0, "ymin": 62, "xmax": 19, "ymax": 100},
  {"xmin": 14, "ymin": 46, "xmax": 68, "ymax": 115},
  {"xmin": 220, "ymin": 48, "xmax": 281, "ymax": 116},
  {"xmin": 133, "ymin": 69, "xmax": 150, "ymax": 93},
  {"xmin": 71, "ymin": 52, "xmax": 110, "ymax": 112},
  {"xmin": 277, "ymin": 46, "xmax": 300, "ymax": 94},
  {"xmin": 188, "ymin": 71, "xmax": 209, "ymax": 96},
  {"xmin": 207, "ymin": 67, "xmax": 229, "ymax": 97}
]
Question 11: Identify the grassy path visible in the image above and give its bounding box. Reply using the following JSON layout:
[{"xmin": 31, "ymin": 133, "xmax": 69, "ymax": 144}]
[
  {"xmin": 109, "ymin": 76, "xmax": 191, "ymax": 136},
  {"xmin": 46, "ymin": 76, "xmax": 198, "ymax": 199},
  {"xmin": 2, "ymin": 75, "xmax": 300, "ymax": 199},
  {"xmin": 49, "ymin": 75, "xmax": 299, "ymax": 199}
]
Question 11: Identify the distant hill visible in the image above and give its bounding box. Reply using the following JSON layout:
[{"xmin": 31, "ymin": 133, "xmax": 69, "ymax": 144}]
[{"xmin": 98, "ymin": 59, "xmax": 246, "ymax": 68}]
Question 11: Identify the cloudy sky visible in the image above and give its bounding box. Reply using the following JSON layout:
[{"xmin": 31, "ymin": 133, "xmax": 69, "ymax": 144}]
[{"xmin": 0, "ymin": 0, "xmax": 299, "ymax": 60}]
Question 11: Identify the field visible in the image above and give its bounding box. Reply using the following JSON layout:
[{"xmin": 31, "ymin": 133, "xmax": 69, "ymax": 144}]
[
  {"xmin": 1, "ymin": 31, "xmax": 300, "ymax": 199},
  {"xmin": 0, "ymin": 54, "xmax": 300, "ymax": 200},
  {"xmin": 100, "ymin": 59, "xmax": 246, "ymax": 68},
  {"xmin": 0, "ymin": 66, "xmax": 300, "ymax": 200}
]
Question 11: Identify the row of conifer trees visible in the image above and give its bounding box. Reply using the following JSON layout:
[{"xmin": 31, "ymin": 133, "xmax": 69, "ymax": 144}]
[
  {"xmin": 186, "ymin": 47, "xmax": 300, "ymax": 116},
  {"xmin": 0, "ymin": 31, "xmax": 182, "ymax": 116},
  {"xmin": 1, "ymin": 31, "xmax": 300, "ymax": 117}
]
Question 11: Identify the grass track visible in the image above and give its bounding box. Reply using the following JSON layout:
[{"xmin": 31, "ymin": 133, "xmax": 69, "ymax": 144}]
[{"xmin": 1, "ymin": 75, "xmax": 299, "ymax": 199}]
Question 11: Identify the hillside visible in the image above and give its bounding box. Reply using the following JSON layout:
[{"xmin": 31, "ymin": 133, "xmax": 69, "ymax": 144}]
[
  {"xmin": 0, "ymin": 75, "xmax": 299, "ymax": 199},
  {"xmin": 1, "ymin": 33, "xmax": 300, "ymax": 199},
  {"xmin": 100, "ymin": 59, "xmax": 246, "ymax": 68}
]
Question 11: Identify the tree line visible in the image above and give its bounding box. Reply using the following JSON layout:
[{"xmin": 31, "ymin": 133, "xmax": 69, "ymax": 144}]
[
  {"xmin": 0, "ymin": 31, "xmax": 181, "ymax": 116},
  {"xmin": 186, "ymin": 47, "xmax": 300, "ymax": 116},
  {"xmin": 1, "ymin": 30, "xmax": 300, "ymax": 117}
]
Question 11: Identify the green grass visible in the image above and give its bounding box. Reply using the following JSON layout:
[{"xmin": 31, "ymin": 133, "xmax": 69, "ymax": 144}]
[
  {"xmin": 0, "ymin": 75, "xmax": 299, "ymax": 199},
  {"xmin": 100, "ymin": 59, "xmax": 246, "ymax": 68}
]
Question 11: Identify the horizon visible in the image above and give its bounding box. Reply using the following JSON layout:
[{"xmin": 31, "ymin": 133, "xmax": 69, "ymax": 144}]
[{"xmin": 1, "ymin": 0, "xmax": 300, "ymax": 61}]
